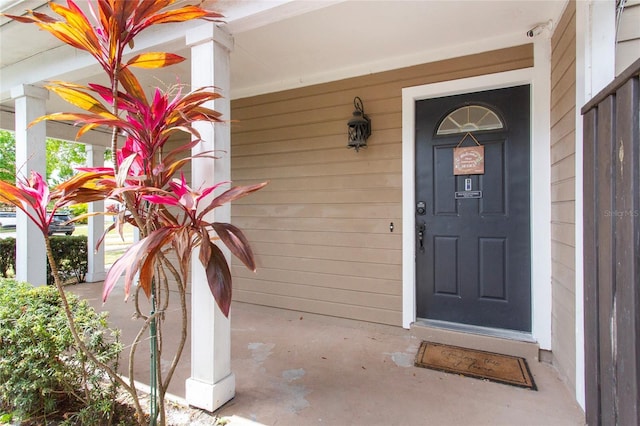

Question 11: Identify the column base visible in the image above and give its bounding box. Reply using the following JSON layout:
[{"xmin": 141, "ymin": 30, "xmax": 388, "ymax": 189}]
[
  {"xmin": 85, "ymin": 272, "xmax": 106, "ymax": 282},
  {"xmin": 185, "ymin": 372, "xmax": 235, "ymax": 412}
]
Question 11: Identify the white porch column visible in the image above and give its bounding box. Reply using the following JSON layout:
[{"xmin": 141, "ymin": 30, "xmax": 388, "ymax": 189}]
[
  {"xmin": 575, "ymin": 0, "xmax": 616, "ymax": 410},
  {"xmin": 185, "ymin": 24, "xmax": 235, "ymax": 412},
  {"xmin": 85, "ymin": 144, "xmax": 106, "ymax": 282},
  {"xmin": 11, "ymin": 84, "xmax": 48, "ymax": 286}
]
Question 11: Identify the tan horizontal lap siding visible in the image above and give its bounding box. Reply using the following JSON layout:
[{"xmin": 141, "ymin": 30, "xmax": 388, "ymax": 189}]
[
  {"xmin": 616, "ymin": 0, "xmax": 640, "ymax": 75},
  {"xmin": 230, "ymin": 44, "xmax": 533, "ymax": 326},
  {"xmin": 550, "ymin": 0, "xmax": 577, "ymax": 392}
]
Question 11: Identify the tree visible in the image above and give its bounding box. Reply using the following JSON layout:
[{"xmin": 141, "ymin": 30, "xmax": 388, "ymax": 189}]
[
  {"xmin": 0, "ymin": 130, "xmax": 15, "ymax": 184},
  {"xmin": 0, "ymin": 130, "xmax": 89, "ymax": 186},
  {"xmin": 46, "ymin": 138, "xmax": 86, "ymax": 184}
]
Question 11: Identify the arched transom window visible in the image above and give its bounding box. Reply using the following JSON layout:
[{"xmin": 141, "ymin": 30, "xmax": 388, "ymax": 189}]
[{"xmin": 436, "ymin": 105, "xmax": 504, "ymax": 135}]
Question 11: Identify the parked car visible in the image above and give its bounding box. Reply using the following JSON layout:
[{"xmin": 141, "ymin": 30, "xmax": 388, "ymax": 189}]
[
  {"xmin": 48, "ymin": 213, "xmax": 75, "ymax": 236},
  {"xmin": 0, "ymin": 212, "xmax": 16, "ymax": 229}
]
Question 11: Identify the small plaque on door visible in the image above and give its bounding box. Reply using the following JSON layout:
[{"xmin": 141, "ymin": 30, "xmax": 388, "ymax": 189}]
[
  {"xmin": 455, "ymin": 190, "xmax": 483, "ymax": 199},
  {"xmin": 453, "ymin": 132, "xmax": 485, "ymax": 175}
]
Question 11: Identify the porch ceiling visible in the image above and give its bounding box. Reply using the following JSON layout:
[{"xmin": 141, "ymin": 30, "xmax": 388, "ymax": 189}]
[{"xmin": 0, "ymin": 0, "xmax": 566, "ymax": 136}]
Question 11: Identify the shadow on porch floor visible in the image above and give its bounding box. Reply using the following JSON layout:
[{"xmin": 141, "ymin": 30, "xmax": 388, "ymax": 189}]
[{"xmin": 70, "ymin": 282, "xmax": 585, "ymax": 426}]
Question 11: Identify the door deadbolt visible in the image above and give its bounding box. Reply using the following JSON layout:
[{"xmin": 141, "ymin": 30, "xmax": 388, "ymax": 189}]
[{"xmin": 416, "ymin": 201, "xmax": 426, "ymax": 215}]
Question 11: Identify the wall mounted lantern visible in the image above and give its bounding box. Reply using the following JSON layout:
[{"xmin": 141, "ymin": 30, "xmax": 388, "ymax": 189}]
[{"xmin": 347, "ymin": 96, "xmax": 371, "ymax": 152}]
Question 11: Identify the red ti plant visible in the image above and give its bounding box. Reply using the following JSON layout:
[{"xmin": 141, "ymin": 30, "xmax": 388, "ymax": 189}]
[
  {"xmin": 3, "ymin": 1, "xmax": 266, "ymax": 424},
  {"xmin": 0, "ymin": 168, "xmax": 116, "ymax": 284}
]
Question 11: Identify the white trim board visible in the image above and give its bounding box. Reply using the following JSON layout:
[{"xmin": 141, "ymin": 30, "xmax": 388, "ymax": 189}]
[{"xmin": 401, "ymin": 65, "xmax": 553, "ymax": 351}]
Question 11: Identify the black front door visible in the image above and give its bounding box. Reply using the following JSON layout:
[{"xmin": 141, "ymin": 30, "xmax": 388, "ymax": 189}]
[{"xmin": 415, "ymin": 85, "xmax": 531, "ymax": 332}]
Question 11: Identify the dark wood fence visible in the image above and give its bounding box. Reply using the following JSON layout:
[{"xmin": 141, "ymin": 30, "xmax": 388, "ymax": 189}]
[{"xmin": 583, "ymin": 58, "xmax": 640, "ymax": 426}]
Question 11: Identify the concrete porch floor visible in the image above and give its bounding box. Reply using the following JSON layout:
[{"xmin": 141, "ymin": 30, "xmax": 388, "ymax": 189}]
[{"xmin": 70, "ymin": 282, "xmax": 585, "ymax": 426}]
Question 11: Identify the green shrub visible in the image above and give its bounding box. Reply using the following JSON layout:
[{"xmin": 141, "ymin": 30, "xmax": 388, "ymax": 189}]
[
  {"xmin": 0, "ymin": 278, "xmax": 122, "ymax": 424},
  {"xmin": 0, "ymin": 238, "xmax": 15, "ymax": 278},
  {"xmin": 47, "ymin": 236, "xmax": 88, "ymax": 285},
  {"xmin": 0, "ymin": 236, "xmax": 88, "ymax": 284}
]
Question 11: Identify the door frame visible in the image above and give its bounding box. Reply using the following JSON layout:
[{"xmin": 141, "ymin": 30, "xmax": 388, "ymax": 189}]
[{"xmin": 401, "ymin": 64, "xmax": 552, "ymax": 350}]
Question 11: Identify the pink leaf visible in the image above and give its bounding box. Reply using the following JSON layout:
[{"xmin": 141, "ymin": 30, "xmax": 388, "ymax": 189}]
[
  {"xmin": 102, "ymin": 240, "xmax": 145, "ymax": 302},
  {"xmin": 199, "ymin": 240, "xmax": 232, "ymax": 317},
  {"xmin": 142, "ymin": 194, "xmax": 179, "ymax": 205},
  {"xmin": 212, "ymin": 222, "xmax": 256, "ymax": 272},
  {"xmin": 198, "ymin": 182, "xmax": 268, "ymax": 221},
  {"xmin": 102, "ymin": 227, "xmax": 175, "ymax": 301}
]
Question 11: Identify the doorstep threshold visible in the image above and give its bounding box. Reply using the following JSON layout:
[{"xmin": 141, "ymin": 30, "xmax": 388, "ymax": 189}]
[
  {"xmin": 416, "ymin": 318, "xmax": 536, "ymax": 342},
  {"xmin": 412, "ymin": 318, "xmax": 540, "ymax": 362}
]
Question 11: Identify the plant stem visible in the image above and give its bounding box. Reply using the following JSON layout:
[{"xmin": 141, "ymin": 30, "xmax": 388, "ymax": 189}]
[
  {"xmin": 43, "ymin": 234, "xmax": 146, "ymax": 425},
  {"xmin": 150, "ymin": 290, "xmax": 158, "ymax": 426},
  {"xmin": 158, "ymin": 256, "xmax": 187, "ymax": 396}
]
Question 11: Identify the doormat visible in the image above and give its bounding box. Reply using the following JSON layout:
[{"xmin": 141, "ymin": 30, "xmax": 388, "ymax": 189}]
[{"xmin": 414, "ymin": 341, "xmax": 537, "ymax": 390}]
